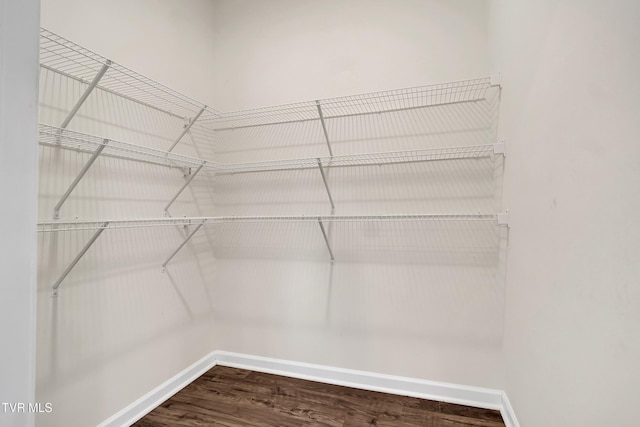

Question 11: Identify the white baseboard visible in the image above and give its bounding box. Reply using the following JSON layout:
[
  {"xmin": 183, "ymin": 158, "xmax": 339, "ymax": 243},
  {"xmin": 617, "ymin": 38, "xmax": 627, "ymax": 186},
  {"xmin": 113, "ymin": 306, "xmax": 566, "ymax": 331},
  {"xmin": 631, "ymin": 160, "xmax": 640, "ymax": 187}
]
[
  {"xmin": 99, "ymin": 350, "xmax": 519, "ymax": 427},
  {"xmin": 500, "ymin": 391, "xmax": 521, "ymax": 427},
  {"xmin": 97, "ymin": 352, "xmax": 217, "ymax": 427},
  {"xmin": 215, "ymin": 350, "xmax": 503, "ymax": 410}
]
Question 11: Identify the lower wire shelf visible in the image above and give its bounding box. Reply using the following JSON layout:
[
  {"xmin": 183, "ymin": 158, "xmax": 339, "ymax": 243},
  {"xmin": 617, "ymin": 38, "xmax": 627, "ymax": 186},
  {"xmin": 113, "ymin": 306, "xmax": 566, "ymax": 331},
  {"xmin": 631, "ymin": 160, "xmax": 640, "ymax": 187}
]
[{"xmin": 40, "ymin": 213, "xmax": 509, "ymax": 296}]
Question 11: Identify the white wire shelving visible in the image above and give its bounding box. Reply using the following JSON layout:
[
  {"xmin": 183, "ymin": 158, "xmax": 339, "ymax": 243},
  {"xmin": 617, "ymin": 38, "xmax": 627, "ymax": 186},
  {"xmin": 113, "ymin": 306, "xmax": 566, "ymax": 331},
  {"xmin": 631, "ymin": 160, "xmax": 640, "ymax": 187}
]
[
  {"xmin": 39, "ymin": 124, "xmax": 207, "ymax": 170},
  {"xmin": 40, "ymin": 28, "xmax": 219, "ymax": 121},
  {"xmin": 38, "ymin": 214, "xmax": 504, "ymax": 232},
  {"xmin": 41, "ymin": 121, "xmax": 505, "ymax": 218},
  {"xmin": 39, "ymin": 30, "xmax": 506, "ymax": 296},
  {"xmin": 39, "ymin": 212, "xmax": 509, "ymax": 296},
  {"xmin": 215, "ymin": 144, "xmax": 503, "ymax": 175},
  {"xmin": 205, "ymin": 76, "xmax": 498, "ymax": 131}
]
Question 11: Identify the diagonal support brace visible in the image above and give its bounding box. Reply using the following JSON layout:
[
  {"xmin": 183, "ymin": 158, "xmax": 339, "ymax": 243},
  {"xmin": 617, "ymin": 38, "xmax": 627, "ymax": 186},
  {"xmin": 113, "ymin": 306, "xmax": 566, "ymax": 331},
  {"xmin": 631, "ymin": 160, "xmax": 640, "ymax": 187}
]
[
  {"xmin": 162, "ymin": 222, "xmax": 206, "ymax": 269},
  {"xmin": 164, "ymin": 163, "xmax": 205, "ymax": 215},
  {"xmin": 59, "ymin": 60, "xmax": 111, "ymax": 132},
  {"xmin": 318, "ymin": 219, "xmax": 335, "ymax": 263},
  {"xmin": 54, "ymin": 139, "xmax": 109, "ymax": 219},
  {"xmin": 317, "ymin": 159, "xmax": 335, "ymax": 214},
  {"xmin": 168, "ymin": 106, "xmax": 207, "ymax": 152},
  {"xmin": 52, "ymin": 221, "xmax": 109, "ymax": 297},
  {"xmin": 315, "ymin": 100, "xmax": 333, "ymax": 157}
]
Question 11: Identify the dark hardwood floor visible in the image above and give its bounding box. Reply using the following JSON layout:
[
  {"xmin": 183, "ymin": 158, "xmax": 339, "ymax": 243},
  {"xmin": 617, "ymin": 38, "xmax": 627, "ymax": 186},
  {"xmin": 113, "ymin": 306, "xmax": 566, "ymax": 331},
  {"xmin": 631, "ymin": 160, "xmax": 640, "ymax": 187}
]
[{"xmin": 134, "ymin": 366, "xmax": 505, "ymax": 426}]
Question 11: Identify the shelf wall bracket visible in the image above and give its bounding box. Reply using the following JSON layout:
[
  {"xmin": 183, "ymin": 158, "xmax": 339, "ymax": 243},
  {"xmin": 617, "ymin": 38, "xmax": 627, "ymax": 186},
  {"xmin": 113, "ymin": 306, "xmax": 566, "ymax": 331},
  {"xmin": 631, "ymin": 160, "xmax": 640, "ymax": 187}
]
[
  {"xmin": 315, "ymin": 100, "xmax": 333, "ymax": 157},
  {"xmin": 168, "ymin": 106, "xmax": 206, "ymax": 152},
  {"xmin": 54, "ymin": 139, "xmax": 109, "ymax": 219},
  {"xmin": 59, "ymin": 60, "xmax": 112, "ymax": 133},
  {"xmin": 162, "ymin": 222, "xmax": 206, "ymax": 269},
  {"xmin": 493, "ymin": 141, "xmax": 506, "ymax": 156},
  {"xmin": 52, "ymin": 221, "xmax": 109, "ymax": 297},
  {"xmin": 497, "ymin": 211, "xmax": 510, "ymax": 227},
  {"xmin": 164, "ymin": 163, "xmax": 205, "ymax": 216},
  {"xmin": 490, "ymin": 73, "xmax": 502, "ymax": 87},
  {"xmin": 318, "ymin": 219, "xmax": 335, "ymax": 263},
  {"xmin": 317, "ymin": 158, "xmax": 335, "ymax": 214}
]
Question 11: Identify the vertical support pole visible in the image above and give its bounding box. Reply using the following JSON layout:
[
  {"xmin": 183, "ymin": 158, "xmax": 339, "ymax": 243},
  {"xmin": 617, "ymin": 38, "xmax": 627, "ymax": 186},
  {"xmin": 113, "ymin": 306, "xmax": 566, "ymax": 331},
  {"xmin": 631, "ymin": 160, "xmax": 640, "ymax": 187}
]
[
  {"xmin": 162, "ymin": 222, "xmax": 205, "ymax": 268},
  {"xmin": 318, "ymin": 219, "xmax": 335, "ymax": 263},
  {"xmin": 54, "ymin": 139, "xmax": 109, "ymax": 219},
  {"xmin": 168, "ymin": 106, "xmax": 206, "ymax": 152},
  {"xmin": 317, "ymin": 159, "xmax": 335, "ymax": 214},
  {"xmin": 315, "ymin": 100, "xmax": 333, "ymax": 157},
  {"xmin": 52, "ymin": 221, "xmax": 109, "ymax": 297},
  {"xmin": 164, "ymin": 163, "xmax": 205, "ymax": 215},
  {"xmin": 59, "ymin": 60, "xmax": 111, "ymax": 132}
]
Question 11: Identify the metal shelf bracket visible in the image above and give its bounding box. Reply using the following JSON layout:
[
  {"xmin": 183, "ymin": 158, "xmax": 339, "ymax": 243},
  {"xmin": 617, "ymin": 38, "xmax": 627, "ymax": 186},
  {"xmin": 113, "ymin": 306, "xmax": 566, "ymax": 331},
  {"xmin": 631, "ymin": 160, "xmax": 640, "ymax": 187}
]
[
  {"xmin": 59, "ymin": 60, "xmax": 111, "ymax": 133},
  {"xmin": 164, "ymin": 163, "xmax": 205, "ymax": 216},
  {"xmin": 162, "ymin": 222, "xmax": 206, "ymax": 269},
  {"xmin": 168, "ymin": 106, "xmax": 206, "ymax": 152},
  {"xmin": 317, "ymin": 159, "xmax": 335, "ymax": 214},
  {"xmin": 315, "ymin": 100, "xmax": 333, "ymax": 157},
  {"xmin": 318, "ymin": 218, "xmax": 335, "ymax": 263},
  {"xmin": 51, "ymin": 221, "xmax": 109, "ymax": 297},
  {"xmin": 54, "ymin": 139, "xmax": 109, "ymax": 219}
]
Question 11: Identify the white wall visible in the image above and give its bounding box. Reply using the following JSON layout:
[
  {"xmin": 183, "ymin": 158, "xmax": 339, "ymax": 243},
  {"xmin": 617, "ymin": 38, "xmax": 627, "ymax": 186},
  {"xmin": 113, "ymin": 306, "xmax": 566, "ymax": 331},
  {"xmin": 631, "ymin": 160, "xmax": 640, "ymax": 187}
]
[
  {"xmin": 0, "ymin": 1, "xmax": 40, "ymax": 426},
  {"xmin": 490, "ymin": 1, "xmax": 640, "ymax": 425},
  {"xmin": 210, "ymin": 0, "xmax": 490, "ymax": 110}
]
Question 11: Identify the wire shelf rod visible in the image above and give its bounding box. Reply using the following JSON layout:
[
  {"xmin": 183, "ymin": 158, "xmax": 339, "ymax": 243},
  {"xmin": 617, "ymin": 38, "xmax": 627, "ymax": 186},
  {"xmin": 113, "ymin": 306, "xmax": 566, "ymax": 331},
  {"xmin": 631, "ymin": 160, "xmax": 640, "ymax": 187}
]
[
  {"xmin": 207, "ymin": 77, "xmax": 493, "ymax": 129},
  {"xmin": 211, "ymin": 98, "xmax": 486, "ymax": 132},
  {"xmin": 39, "ymin": 124, "xmax": 210, "ymax": 171},
  {"xmin": 38, "ymin": 213, "xmax": 504, "ymax": 233},
  {"xmin": 214, "ymin": 144, "xmax": 497, "ymax": 175}
]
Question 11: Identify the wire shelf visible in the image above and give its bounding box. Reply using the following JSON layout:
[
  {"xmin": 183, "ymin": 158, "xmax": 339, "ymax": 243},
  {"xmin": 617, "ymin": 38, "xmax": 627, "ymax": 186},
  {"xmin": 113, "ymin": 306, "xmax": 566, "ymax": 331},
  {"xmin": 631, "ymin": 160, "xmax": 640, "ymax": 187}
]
[
  {"xmin": 207, "ymin": 77, "xmax": 494, "ymax": 130},
  {"xmin": 40, "ymin": 28, "xmax": 218, "ymax": 120},
  {"xmin": 37, "ymin": 214, "xmax": 502, "ymax": 232},
  {"xmin": 37, "ymin": 217, "xmax": 210, "ymax": 233},
  {"xmin": 40, "ymin": 123, "xmax": 498, "ymax": 174},
  {"xmin": 39, "ymin": 124, "xmax": 210, "ymax": 170},
  {"xmin": 214, "ymin": 145, "xmax": 497, "ymax": 174}
]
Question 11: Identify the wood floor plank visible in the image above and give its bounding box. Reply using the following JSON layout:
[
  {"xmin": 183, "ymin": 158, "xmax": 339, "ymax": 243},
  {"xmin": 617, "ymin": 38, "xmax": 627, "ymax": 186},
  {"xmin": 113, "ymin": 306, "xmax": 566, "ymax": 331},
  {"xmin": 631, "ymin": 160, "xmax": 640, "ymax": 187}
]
[{"xmin": 134, "ymin": 366, "xmax": 506, "ymax": 427}]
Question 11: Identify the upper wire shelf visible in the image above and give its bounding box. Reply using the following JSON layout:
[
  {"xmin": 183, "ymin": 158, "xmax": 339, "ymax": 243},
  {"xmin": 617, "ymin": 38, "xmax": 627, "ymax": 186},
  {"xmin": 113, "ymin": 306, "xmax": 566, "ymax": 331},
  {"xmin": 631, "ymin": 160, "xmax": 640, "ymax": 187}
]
[
  {"xmin": 40, "ymin": 28, "xmax": 221, "ymax": 121},
  {"xmin": 206, "ymin": 77, "xmax": 496, "ymax": 130},
  {"xmin": 39, "ymin": 124, "xmax": 208, "ymax": 170},
  {"xmin": 37, "ymin": 213, "xmax": 504, "ymax": 232}
]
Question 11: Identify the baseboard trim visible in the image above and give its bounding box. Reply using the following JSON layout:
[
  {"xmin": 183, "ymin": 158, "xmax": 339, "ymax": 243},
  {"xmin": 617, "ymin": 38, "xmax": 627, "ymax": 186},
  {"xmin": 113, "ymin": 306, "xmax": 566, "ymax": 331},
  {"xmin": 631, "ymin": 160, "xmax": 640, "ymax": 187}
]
[
  {"xmin": 215, "ymin": 350, "xmax": 503, "ymax": 411},
  {"xmin": 500, "ymin": 391, "xmax": 521, "ymax": 427},
  {"xmin": 100, "ymin": 350, "xmax": 518, "ymax": 427},
  {"xmin": 97, "ymin": 352, "xmax": 217, "ymax": 427}
]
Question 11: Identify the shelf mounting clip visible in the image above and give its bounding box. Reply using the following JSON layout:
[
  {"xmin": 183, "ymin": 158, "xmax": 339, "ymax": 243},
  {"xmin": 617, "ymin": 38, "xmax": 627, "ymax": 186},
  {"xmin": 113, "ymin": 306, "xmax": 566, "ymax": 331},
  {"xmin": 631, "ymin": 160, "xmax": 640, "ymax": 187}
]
[{"xmin": 493, "ymin": 141, "xmax": 506, "ymax": 157}]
